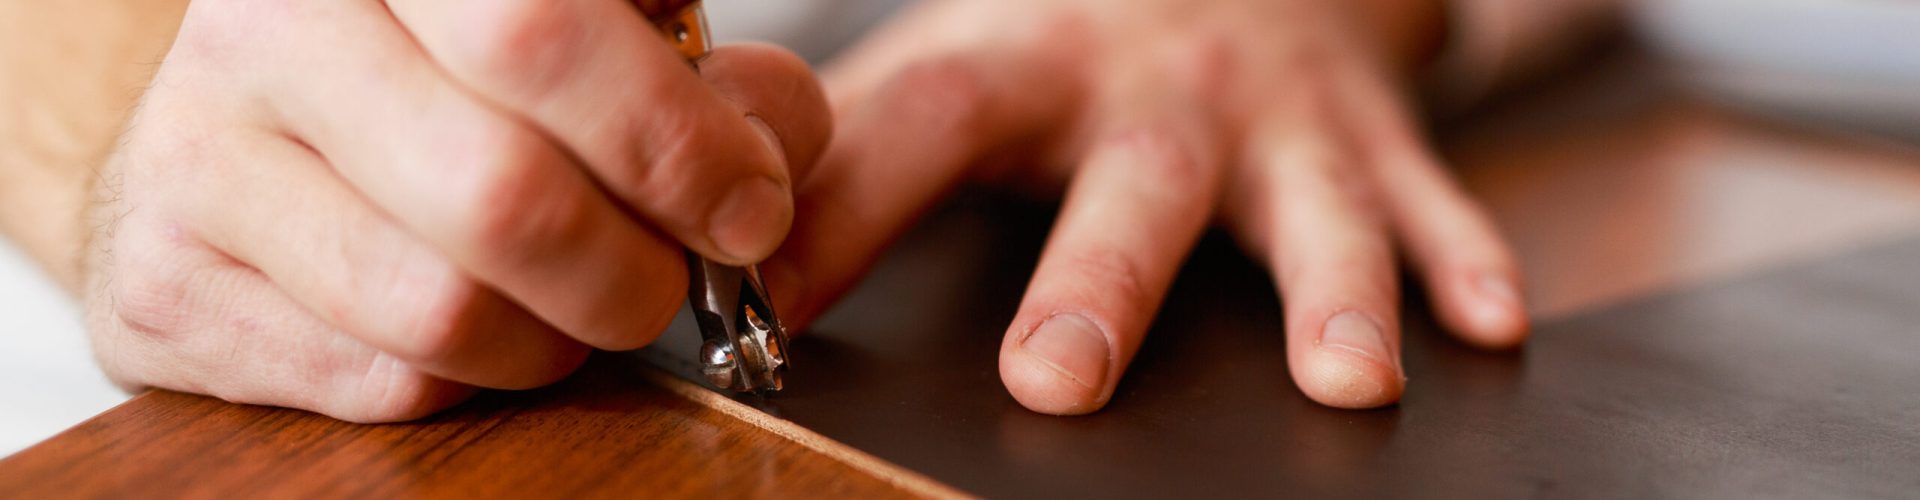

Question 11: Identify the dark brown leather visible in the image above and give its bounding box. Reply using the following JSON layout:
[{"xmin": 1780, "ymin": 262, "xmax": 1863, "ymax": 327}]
[{"xmin": 641, "ymin": 192, "xmax": 1920, "ymax": 498}]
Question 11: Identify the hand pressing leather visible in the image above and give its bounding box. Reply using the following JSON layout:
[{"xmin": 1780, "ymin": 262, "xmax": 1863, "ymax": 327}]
[
  {"xmin": 763, "ymin": 0, "xmax": 1528, "ymax": 413},
  {"xmin": 85, "ymin": 0, "xmax": 829, "ymax": 422}
]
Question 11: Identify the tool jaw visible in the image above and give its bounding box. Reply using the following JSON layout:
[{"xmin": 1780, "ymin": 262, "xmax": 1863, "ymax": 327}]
[{"xmin": 686, "ymin": 254, "xmax": 791, "ymax": 394}]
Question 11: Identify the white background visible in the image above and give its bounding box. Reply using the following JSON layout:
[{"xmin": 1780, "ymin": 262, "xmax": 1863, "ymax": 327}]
[{"xmin": 0, "ymin": 239, "xmax": 126, "ymax": 457}]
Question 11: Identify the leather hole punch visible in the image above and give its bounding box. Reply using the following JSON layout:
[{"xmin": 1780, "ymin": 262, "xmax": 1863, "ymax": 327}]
[{"xmin": 644, "ymin": 0, "xmax": 792, "ymax": 394}]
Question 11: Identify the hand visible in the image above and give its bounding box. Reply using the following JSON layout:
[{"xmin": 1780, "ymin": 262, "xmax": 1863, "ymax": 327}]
[
  {"xmin": 85, "ymin": 0, "xmax": 829, "ymax": 421},
  {"xmin": 763, "ymin": 0, "xmax": 1528, "ymax": 413}
]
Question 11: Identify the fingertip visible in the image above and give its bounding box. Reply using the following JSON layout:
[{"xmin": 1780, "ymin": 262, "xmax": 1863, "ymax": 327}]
[
  {"xmin": 489, "ymin": 342, "xmax": 592, "ymax": 390},
  {"xmin": 1001, "ymin": 313, "xmax": 1113, "ymax": 415},
  {"xmin": 1001, "ymin": 352, "xmax": 1107, "ymax": 415},
  {"xmin": 336, "ymin": 355, "xmax": 478, "ymax": 423},
  {"xmin": 1293, "ymin": 346, "xmax": 1406, "ymax": 410},
  {"xmin": 1459, "ymin": 309, "xmax": 1530, "ymax": 351},
  {"xmin": 1444, "ymin": 272, "xmax": 1531, "ymax": 351},
  {"xmin": 1294, "ymin": 311, "xmax": 1405, "ymax": 409}
]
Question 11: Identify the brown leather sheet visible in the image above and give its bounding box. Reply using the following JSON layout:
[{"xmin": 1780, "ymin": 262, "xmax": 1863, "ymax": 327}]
[{"xmin": 640, "ymin": 193, "xmax": 1920, "ymax": 498}]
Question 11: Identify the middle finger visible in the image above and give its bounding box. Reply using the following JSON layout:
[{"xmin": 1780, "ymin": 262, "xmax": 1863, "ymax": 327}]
[{"xmin": 1238, "ymin": 87, "xmax": 1406, "ymax": 409}]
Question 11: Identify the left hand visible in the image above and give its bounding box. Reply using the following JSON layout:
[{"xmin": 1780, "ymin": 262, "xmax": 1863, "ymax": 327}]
[{"xmin": 762, "ymin": 0, "xmax": 1529, "ymax": 413}]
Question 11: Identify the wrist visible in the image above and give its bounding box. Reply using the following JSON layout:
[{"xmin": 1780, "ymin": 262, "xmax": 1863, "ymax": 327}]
[
  {"xmin": 0, "ymin": 0, "xmax": 187, "ymax": 295},
  {"xmin": 0, "ymin": 161, "xmax": 95, "ymax": 293}
]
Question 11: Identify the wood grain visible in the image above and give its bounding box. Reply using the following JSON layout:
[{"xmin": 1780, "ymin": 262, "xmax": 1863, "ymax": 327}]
[{"xmin": 0, "ymin": 355, "xmax": 925, "ymax": 498}]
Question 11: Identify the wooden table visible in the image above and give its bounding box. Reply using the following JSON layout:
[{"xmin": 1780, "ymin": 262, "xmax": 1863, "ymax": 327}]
[{"xmin": 7, "ymin": 50, "xmax": 1920, "ymax": 497}]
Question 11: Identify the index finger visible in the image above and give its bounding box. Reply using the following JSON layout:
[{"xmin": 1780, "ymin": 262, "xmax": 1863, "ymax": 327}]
[
  {"xmin": 761, "ymin": 50, "xmax": 1082, "ymax": 331},
  {"xmin": 387, "ymin": 0, "xmax": 811, "ymax": 264}
]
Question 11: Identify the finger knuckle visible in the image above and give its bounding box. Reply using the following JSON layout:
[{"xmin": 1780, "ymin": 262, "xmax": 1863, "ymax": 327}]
[
  {"xmin": 470, "ymin": 183, "xmax": 593, "ymax": 264},
  {"xmin": 341, "ymin": 360, "xmax": 457, "ymax": 423},
  {"xmin": 1278, "ymin": 133, "xmax": 1382, "ymax": 215},
  {"xmin": 388, "ymin": 263, "xmax": 490, "ymax": 364},
  {"xmin": 105, "ymin": 228, "xmax": 200, "ymax": 340},
  {"xmin": 110, "ymin": 271, "xmax": 190, "ymax": 341},
  {"xmin": 1330, "ymin": 167, "xmax": 1388, "ymax": 219},
  {"xmin": 1158, "ymin": 35, "xmax": 1240, "ymax": 98},
  {"xmin": 1100, "ymin": 127, "xmax": 1217, "ymax": 197},
  {"xmin": 1065, "ymin": 247, "xmax": 1153, "ymax": 314},
  {"xmin": 451, "ymin": 0, "xmax": 581, "ymax": 97},
  {"xmin": 447, "ymin": 124, "xmax": 589, "ymax": 256},
  {"xmin": 628, "ymin": 107, "xmax": 709, "ymax": 201},
  {"xmin": 881, "ymin": 57, "xmax": 994, "ymax": 137}
]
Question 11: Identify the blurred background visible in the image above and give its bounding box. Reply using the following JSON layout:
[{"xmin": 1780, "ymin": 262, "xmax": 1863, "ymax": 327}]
[{"xmin": 1636, "ymin": 0, "xmax": 1920, "ymax": 142}]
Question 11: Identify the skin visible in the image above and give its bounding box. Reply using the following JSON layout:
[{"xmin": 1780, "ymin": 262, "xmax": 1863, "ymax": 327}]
[
  {"xmin": 3, "ymin": 0, "xmax": 1532, "ymax": 421},
  {"xmin": 81, "ymin": 0, "xmax": 830, "ymax": 422},
  {"xmin": 761, "ymin": 0, "xmax": 1529, "ymax": 413}
]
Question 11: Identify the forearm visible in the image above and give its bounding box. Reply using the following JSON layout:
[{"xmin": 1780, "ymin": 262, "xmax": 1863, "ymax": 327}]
[
  {"xmin": 0, "ymin": 146, "xmax": 91, "ymax": 293},
  {"xmin": 0, "ymin": 0, "xmax": 188, "ymax": 293}
]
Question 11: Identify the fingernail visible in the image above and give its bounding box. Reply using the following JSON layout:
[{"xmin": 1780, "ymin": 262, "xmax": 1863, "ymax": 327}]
[
  {"xmin": 708, "ymin": 175, "xmax": 792, "ymax": 263},
  {"xmin": 1019, "ymin": 313, "xmax": 1111, "ymax": 392},
  {"xmin": 1319, "ymin": 311, "xmax": 1395, "ymax": 371}
]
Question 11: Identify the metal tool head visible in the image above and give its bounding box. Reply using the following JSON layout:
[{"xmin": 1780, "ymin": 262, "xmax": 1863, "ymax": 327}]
[
  {"xmin": 686, "ymin": 254, "xmax": 792, "ymax": 393},
  {"xmin": 645, "ymin": 1, "xmax": 790, "ymax": 394}
]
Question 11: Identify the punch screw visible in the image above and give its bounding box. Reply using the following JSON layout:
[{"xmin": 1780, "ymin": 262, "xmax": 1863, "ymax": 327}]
[{"xmin": 700, "ymin": 339, "xmax": 737, "ymax": 389}]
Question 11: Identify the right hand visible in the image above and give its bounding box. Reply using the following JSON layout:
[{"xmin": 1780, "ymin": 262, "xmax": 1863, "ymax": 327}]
[{"xmin": 85, "ymin": 0, "xmax": 829, "ymax": 422}]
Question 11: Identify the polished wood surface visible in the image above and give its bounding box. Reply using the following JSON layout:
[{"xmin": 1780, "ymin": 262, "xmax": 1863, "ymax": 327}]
[
  {"xmin": 7, "ymin": 56, "xmax": 1920, "ymax": 497},
  {"xmin": 0, "ymin": 357, "xmax": 919, "ymax": 498}
]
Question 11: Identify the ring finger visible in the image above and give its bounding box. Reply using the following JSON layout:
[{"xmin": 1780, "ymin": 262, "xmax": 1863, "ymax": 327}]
[{"xmin": 91, "ymin": 212, "xmax": 472, "ymax": 422}]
